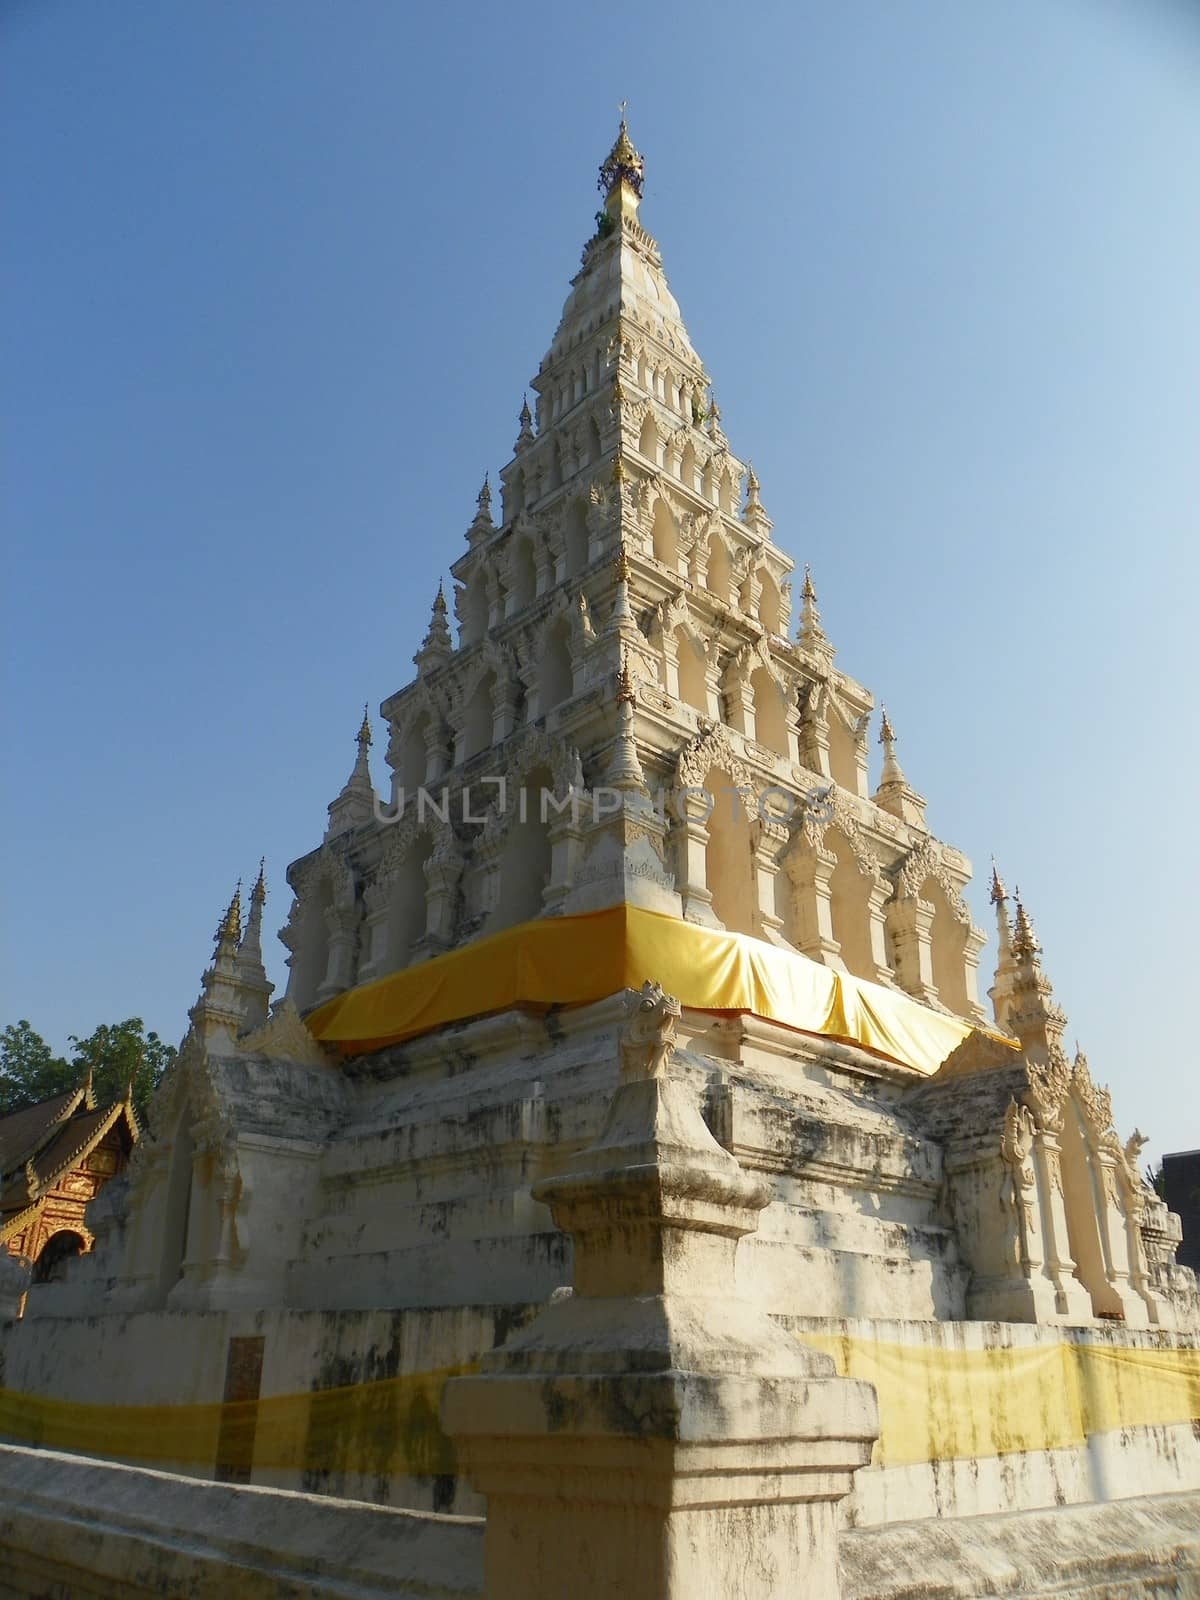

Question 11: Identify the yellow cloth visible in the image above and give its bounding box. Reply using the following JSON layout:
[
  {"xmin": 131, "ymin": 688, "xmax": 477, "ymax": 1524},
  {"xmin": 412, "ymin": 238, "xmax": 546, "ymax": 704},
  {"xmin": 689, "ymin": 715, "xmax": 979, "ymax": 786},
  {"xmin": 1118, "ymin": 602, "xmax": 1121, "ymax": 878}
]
[
  {"xmin": 2, "ymin": 1338, "xmax": 1197, "ymax": 1477},
  {"xmin": 307, "ymin": 904, "xmax": 990, "ymax": 1076}
]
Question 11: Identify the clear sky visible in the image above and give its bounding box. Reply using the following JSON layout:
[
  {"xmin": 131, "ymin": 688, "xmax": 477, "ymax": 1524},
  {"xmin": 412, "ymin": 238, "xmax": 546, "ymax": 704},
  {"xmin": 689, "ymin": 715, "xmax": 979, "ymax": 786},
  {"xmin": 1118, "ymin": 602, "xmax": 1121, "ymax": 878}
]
[{"xmin": 4, "ymin": 1, "xmax": 1198, "ymax": 1162}]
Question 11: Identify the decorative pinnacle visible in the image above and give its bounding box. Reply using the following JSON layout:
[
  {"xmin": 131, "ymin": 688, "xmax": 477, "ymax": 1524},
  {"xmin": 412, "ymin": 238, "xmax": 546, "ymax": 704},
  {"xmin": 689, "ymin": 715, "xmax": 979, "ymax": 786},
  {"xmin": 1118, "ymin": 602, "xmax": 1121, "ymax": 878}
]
[
  {"xmin": 357, "ymin": 704, "xmax": 372, "ymax": 752},
  {"xmin": 217, "ymin": 881, "xmax": 243, "ymax": 948},
  {"xmin": 989, "ymin": 858, "xmax": 1007, "ymax": 906},
  {"xmin": 746, "ymin": 464, "xmax": 761, "ymax": 504},
  {"xmin": 598, "ymin": 117, "xmax": 644, "ymax": 200},
  {"xmin": 612, "ymin": 542, "xmax": 631, "ymax": 584},
  {"xmin": 612, "ymin": 452, "xmax": 626, "ymax": 486},
  {"xmin": 1011, "ymin": 892, "xmax": 1041, "ymax": 961},
  {"xmin": 515, "ymin": 396, "xmax": 535, "ymax": 452},
  {"xmin": 251, "ymin": 856, "xmax": 267, "ymax": 906},
  {"xmin": 879, "ymin": 706, "xmax": 896, "ymax": 745},
  {"xmin": 477, "ymin": 474, "xmax": 492, "ymax": 512},
  {"xmin": 802, "ymin": 564, "xmax": 817, "ymax": 603},
  {"xmin": 617, "ymin": 649, "xmax": 637, "ymax": 706}
]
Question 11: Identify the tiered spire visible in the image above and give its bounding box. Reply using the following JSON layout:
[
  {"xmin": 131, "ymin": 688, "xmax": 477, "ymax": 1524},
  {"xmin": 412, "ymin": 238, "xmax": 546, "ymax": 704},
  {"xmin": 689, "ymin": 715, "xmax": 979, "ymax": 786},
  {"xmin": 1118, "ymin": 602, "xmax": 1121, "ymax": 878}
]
[
  {"xmin": 796, "ymin": 565, "xmax": 832, "ymax": 659},
  {"xmin": 190, "ymin": 880, "xmax": 251, "ymax": 1041},
  {"xmin": 742, "ymin": 465, "xmax": 772, "ymax": 538},
  {"xmin": 467, "ymin": 476, "xmax": 494, "ymax": 545},
  {"xmin": 1004, "ymin": 889, "xmax": 1068, "ymax": 1060},
  {"xmin": 414, "ymin": 582, "xmax": 453, "ymax": 676},
  {"xmin": 598, "ymin": 117, "xmax": 645, "ymax": 221},
  {"xmin": 514, "ymin": 396, "xmax": 535, "ymax": 453},
  {"xmin": 987, "ymin": 861, "xmax": 1019, "ymax": 1032},
  {"xmin": 872, "ymin": 708, "xmax": 927, "ymax": 828},
  {"xmin": 326, "ymin": 705, "xmax": 377, "ymax": 839},
  {"xmin": 607, "ymin": 649, "xmax": 646, "ymax": 792},
  {"xmin": 235, "ymin": 858, "xmax": 274, "ymax": 1029}
]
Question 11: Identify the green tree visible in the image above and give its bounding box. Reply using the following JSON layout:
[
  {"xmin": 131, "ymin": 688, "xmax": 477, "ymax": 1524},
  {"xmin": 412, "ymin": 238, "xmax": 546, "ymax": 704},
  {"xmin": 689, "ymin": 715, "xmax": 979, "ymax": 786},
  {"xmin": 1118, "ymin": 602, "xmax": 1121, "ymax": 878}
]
[
  {"xmin": 0, "ymin": 1020, "xmax": 71, "ymax": 1114},
  {"xmin": 0, "ymin": 1018, "xmax": 176, "ymax": 1125},
  {"xmin": 68, "ymin": 1019, "xmax": 176, "ymax": 1123}
]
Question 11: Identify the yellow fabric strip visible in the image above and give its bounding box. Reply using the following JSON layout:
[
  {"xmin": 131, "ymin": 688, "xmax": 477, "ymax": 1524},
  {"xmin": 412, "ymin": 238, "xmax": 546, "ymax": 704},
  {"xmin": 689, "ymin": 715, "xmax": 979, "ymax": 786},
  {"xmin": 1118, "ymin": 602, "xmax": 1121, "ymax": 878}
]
[
  {"xmin": 2, "ymin": 1340, "xmax": 1197, "ymax": 1478},
  {"xmin": 307, "ymin": 903, "xmax": 989, "ymax": 1076}
]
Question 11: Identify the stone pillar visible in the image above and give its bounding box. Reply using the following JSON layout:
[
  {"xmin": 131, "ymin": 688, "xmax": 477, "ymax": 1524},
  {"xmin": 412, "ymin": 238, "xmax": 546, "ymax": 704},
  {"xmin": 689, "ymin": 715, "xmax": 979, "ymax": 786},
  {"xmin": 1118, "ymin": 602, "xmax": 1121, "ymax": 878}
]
[
  {"xmin": 316, "ymin": 904, "xmax": 358, "ymax": 1003},
  {"xmin": 1030, "ymin": 1127, "xmax": 1094, "ymax": 1322},
  {"xmin": 864, "ymin": 877, "xmax": 897, "ymax": 985},
  {"xmin": 443, "ymin": 984, "xmax": 878, "ymax": 1600},
  {"xmin": 674, "ymin": 792, "xmax": 720, "ymax": 927},
  {"xmin": 785, "ymin": 842, "xmax": 843, "ymax": 967},
  {"xmin": 356, "ymin": 881, "xmax": 391, "ymax": 984}
]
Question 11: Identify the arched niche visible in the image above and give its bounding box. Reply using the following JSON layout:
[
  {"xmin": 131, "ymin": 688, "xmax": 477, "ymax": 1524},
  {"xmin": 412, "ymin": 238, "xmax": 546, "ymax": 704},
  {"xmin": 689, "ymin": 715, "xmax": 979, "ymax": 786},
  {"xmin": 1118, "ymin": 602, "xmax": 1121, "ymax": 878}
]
[
  {"xmin": 918, "ymin": 875, "xmax": 973, "ymax": 1017},
  {"xmin": 827, "ymin": 830, "xmax": 876, "ymax": 981},
  {"xmin": 563, "ymin": 500, "xmax": 589, "ymax": 576},
  {"xmin": 758, "ymin": 573, "xmax": 782, "ymax": 635},
  {"xmin": 680, "ymin": 441, "xmax": 698, "ymax": 492},
  {"xmin": 675, "ymin": 627, "xmax": 708, "ymax": 715},
  {"xmin": 397, "ymin": 712, "xmax": 429, "ymax": 793},
  {"xmin": 718, "ymin": 471, "xmax": 734, "ymax": 515},
  {"xmin": 385, "ymin": 841, "xmax": 432, "ymax": 972},
  {"xmin": 751, "ymin": 668, "xmax": 789, "ymax": 758},
  {"xmin": 462, "ymin": 672, "xmax": 495, "ymax": 762},
  {"xmin": 539, "ymin": 622, "xmax": 573, "ymax": 716},
  {"xmin": 462, "ymin": 572, "xmax": 489, "ymax": 646},
  {"xmin": 639, "ymin": 413, "xmax": 659, "ymax": 465},
  {"xmin": 651, "ymin": 499, "xmax": 679, "ymax": 570},
  {"xmin": 509, "ymin": 536, "xmax": 537, "ymax": 611},
  {"xmin": 704, "ymin": 765, "xmax": 755, "ymax": 937},
  {"xmin": 490, "ymin": 765, "xmax": 554, "ymax": 932},
  {"xmin": 827, "ymin": 715, "xmax": 860, "ymax": 794},
  {"xmin": 706, "ymin": 535, "xmax": 732, "ymax": 604}
]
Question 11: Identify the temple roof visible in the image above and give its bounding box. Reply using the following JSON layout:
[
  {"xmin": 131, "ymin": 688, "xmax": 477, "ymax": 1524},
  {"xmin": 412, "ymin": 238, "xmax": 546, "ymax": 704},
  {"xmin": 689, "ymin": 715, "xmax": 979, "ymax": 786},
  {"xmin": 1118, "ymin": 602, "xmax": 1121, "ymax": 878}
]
[
  {"xmin": 0, "ymin": 1090, "xmax": 138, "ymax": 1241},
  {"xmin": 0, "ymin": 1089, "xmax": 85, "ymax": 1174}
]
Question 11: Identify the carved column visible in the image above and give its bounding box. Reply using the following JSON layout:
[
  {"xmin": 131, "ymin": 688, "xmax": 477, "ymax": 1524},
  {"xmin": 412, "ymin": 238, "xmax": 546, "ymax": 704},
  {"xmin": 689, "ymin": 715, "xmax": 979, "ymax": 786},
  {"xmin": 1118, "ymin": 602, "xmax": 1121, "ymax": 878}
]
[
  {"xmin": 863, "ymin": 876, "xmax": 897, "ymax": 985},
  {"xmin": 424, "ymin": 719, "xmax": 452, "ymax": 784},
  {"xmin": 491, "ymin": 676, "xmax": 521, "ymax": 744},
  {"xmin": 316, "ymin": 904, "xmax": 359, "ymax": 1004},
  {"xmin": 357, "ymin": 881, "xmax": 391, "ymax": 984},
  {"xmin": 785, "ymin": 841, "xmax": 843, "ymax": 967},
  {"xmin": 751, "ymin": 822, "xmax": 790, "ymax": 946},
  {"xmin": 673, "ymin": 791, "xmax": 719, "ymax": 927},
  {"xmin": 418, "ymin": 841, "xmax": 463, "ymax": 956}
]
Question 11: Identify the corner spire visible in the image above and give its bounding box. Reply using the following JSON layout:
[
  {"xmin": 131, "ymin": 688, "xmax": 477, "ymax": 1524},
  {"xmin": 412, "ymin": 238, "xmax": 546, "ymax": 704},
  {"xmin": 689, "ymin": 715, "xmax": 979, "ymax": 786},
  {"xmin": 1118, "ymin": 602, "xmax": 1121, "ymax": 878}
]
[
  {"xmin": 987, "ymin": 858, "xmax": 1017, "ymax": 1031},
  {"xmin": 873, "ymin": 708, "xmax": 928, "ymax": 828},
  {"xmin": 236, "ymin": 857, "xmax": 274, "ymax": 1029},
  {"xmin": 326, "ymin": 705, "xmax": 377, "ymax": 839},
  {"xmin": 1004, "ymin": 887, "xmax": 1067, "ymax": 1059},
  {"xmin": 742, "ymin": 464, "xmax": 772, "ymax": 537},
  {"xmin": 468, "ymin": 475, "xmax": 494, "ymax": 545},
  {"xmin": 608, "ymin": 648, "xmax": 647, "ymax": 792},
  {"xmin": 216, "ymin": 880, "xmax": 243, "ymax": 953},
  {"xmin": 797, "ymin": 564, "xmax": 831, "ymax": 659},
  {"xmin": 515, "ymin": 395, "xmax": 535, "ymax": 454},
  {"xmin": 414, "ymin": 582, "xmax": 453, "ymax": 676}
]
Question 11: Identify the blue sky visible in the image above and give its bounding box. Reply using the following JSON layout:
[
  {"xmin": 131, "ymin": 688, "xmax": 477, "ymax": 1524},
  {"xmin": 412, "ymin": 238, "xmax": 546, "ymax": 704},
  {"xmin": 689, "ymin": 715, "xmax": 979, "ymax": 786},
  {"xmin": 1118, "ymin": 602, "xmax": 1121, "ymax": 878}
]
[{"xmin": 4, "ymin": 1, "xmax": 1198, "ymax": 1161}]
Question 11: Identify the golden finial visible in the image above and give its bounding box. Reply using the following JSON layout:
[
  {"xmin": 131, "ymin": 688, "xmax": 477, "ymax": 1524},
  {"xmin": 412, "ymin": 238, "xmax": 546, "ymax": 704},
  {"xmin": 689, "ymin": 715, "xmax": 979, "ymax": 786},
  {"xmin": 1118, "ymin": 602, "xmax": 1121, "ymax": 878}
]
[
  {"xmin": 357, "ymin": 704, "xmax": 372, "ymax": 751},
  {"xmin": 612, "ymin": 542, "xmax": 631, "ymax": 583},
  {"xmin": 598, "ymin": 114, "xmax": 644, "ymax": 199},
  {"xmin": 989, "ymin": 858, "xmax": 1007, "ymax": 906},
  {"xmin": 217, "ymin": 880, "xmax": 243, "ymax": 947},
  {"xmin": 617, "ymin": 649, "xmax": 637, "ymax": 706},
  {"xmin": 612, "ymin": 452, "xmax": 626, "ymax": 486},
  {"xmin": 802, "ymin": 564, "xmax": 816, "ymax": 603},
  {"xmin": 81, "ymin": 1061, "xmax": 95, "ymax": 1108},
  {"xmin": 879, "ymin": 706, "xmax": 896, "ymax": 745},
  {"xmin": 251, "ymin": 856, "xmax": 267, "ymax": 906}
]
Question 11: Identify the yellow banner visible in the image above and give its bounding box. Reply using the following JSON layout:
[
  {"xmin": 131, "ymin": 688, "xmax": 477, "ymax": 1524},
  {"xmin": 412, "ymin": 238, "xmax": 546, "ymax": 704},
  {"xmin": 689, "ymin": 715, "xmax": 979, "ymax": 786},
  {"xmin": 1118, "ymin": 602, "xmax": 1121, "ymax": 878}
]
[
  {"xmin": 307, "ymin": 904, "xmax": 990, "ymax": 1076},
  {"xmin": 2, "ymin": 1339, "xmax": 1197, "ymax": 1478}
]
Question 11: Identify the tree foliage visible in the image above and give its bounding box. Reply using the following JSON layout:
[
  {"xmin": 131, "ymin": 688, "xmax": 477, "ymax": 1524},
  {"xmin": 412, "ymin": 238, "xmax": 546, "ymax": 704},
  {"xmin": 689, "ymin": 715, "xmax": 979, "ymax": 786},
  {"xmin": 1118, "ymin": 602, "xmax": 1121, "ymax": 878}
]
[{"xmin": 0, "ymin": 1018, "xmax": 175, "ymax": 1124}]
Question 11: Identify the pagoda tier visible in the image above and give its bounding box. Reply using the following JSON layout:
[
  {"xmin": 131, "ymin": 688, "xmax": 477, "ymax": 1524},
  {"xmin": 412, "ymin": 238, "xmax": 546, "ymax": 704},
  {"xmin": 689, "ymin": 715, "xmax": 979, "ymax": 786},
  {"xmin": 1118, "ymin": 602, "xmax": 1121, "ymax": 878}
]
[{"xmin": 280, "ymin": 124, "xmax": 988, "ymax": 1036}]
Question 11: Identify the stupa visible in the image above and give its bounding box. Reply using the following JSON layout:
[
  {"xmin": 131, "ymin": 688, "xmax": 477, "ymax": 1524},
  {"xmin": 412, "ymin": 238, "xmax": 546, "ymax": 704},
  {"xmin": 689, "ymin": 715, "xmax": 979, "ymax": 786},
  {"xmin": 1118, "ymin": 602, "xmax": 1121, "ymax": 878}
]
[{"xmin": 1, "ymin": 125, "xmax": 1197, "ymax": 1597}]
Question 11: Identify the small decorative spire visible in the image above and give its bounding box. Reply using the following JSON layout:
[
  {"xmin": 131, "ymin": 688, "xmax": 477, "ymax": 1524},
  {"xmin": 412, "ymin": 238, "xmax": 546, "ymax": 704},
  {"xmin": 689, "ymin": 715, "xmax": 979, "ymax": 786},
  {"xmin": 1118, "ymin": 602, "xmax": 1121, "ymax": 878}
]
[
  {"xmin": 989, "ymin": 857, "xmax": 1007, "ymax": 907},
  {"xmin": 81, "ymin": 1061, "xmax": 95, "ymax": 1110},
  {"xmin": 616, "ymin": 649, "xmax": 637, "ymax": 706},
  {"xmin": 235, "ymin": 857, "xmax": 274, "ymax": 1028},
  {"xmin": 608, "ymin": 648, "xmax": 646, "ymax": 792},
  {"xmin": 742, "ymin": 463, "xmax": 771, "ymax": 535},
  {"xmin": 515, "ymin": 396, "xmax": 535, "ymax": 453},
  {"xmin": 879, "ymin": 706, "xmax": 896, "ymax": 747},
  {"xmin": 802, "ymin": 565, "xmax": 816, "ymax": 603},
  {"xmin": 872, "ymin": 706, "xmax": 927, "ymax": 828},
  {"xmin": 326, "ymin": 704, "xmax": 377, "ymax": 838},
  {"xmin": 706, "ymin": 393, "xmax": 723, "ymax": 441},
  {"xmin": 251, "ymin": 856, "xmax": 267, "ymax": 908},
  {"xmin": 357, "ymin": 704, "xmax": 372, "ymax": 753},
  {"xmin": 612, "ymin": 452, "xmax": 626, "ymax": 487},
  {"xmin": 415, "ymin": 582, "xmax": 454, "ymax": 673},
  {"xmin": 468, "ymin": 475, "xmax": 495, "ymax": 542},
  {"xmin": 1011, "ymin": 892, "xmax": 1041, "ymax": 962},
  {"xmin": 216, "ymin": 881, "xmax": 243, "ymax": 950},
  {"xmin": 796, "ymin": 564, "xmax": 831, "ymax": 658}
]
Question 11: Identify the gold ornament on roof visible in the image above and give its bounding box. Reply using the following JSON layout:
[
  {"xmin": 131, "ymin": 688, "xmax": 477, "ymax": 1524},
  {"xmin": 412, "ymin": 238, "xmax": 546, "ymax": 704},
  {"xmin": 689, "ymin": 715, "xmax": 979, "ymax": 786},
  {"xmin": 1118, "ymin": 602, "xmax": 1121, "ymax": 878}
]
[
  {"xmin": 612, "ymin": 542, "xmax": 631, "ymax": 583},
  {"xmin": 598, "ymin": 118, "xmax": 645, "ymax": 200},
  {"xmin": 357, "ymin": 705, "xmax": 372, "ymax": 750},
  {"xmin": 879, "ymin": 707, "xmax": 896, "ymax": 745}
]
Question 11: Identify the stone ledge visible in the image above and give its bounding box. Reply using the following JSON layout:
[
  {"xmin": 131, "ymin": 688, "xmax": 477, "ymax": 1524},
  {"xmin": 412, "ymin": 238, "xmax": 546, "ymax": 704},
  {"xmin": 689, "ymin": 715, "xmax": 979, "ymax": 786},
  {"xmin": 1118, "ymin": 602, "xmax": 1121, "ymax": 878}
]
[
  {"xmin": 0, "ymin": 1443, "xmax": 483, "ymax": 1600},
  {"xmin": 840, "ymin": 1489, "xmax": 1200, "ymax": 1599}
]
